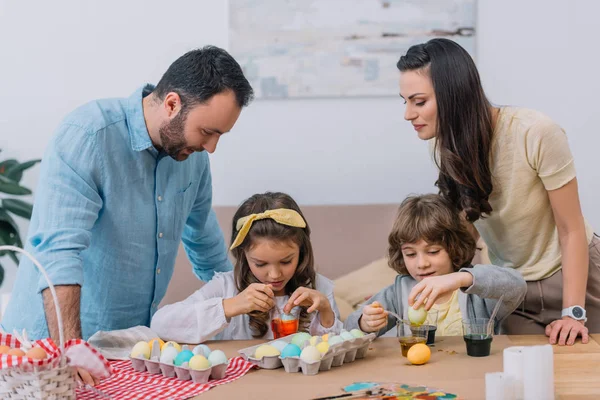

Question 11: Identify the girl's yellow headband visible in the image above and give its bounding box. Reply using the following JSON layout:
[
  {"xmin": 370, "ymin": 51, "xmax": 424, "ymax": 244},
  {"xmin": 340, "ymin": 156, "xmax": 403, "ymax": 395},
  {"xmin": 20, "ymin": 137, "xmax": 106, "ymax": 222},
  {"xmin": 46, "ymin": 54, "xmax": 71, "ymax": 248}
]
[{"xmin": 229, "ymin": 208, "xmax": 307, "ymax": 250}]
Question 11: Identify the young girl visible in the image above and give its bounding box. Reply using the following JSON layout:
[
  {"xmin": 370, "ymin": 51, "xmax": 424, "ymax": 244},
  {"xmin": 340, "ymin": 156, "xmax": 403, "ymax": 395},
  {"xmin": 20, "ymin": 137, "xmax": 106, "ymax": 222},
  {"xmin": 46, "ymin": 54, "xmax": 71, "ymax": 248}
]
[
  {"xmin": 344, "ymin": 194, "xmax": 527, "ymax": 337},
  {"xmin": 397, "ymin": 38, "xmax": 597, "ymax": 345},
  {"xmin": 151, "ymin": 192, "xmax": 343, "ymax": 343}
]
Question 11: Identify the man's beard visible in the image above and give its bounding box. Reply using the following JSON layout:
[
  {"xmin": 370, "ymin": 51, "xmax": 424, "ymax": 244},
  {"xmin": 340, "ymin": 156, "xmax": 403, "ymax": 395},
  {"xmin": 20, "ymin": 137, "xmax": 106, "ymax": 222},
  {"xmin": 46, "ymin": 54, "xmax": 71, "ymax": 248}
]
[{"xmin": 158, "ymin": 112, "xmax": 190, "ymax": 161}]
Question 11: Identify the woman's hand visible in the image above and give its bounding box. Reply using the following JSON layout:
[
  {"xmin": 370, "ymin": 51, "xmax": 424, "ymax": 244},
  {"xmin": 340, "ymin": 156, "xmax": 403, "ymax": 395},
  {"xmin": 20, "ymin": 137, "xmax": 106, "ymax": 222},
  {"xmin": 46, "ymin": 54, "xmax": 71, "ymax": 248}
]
[
  {"xmin": 358, "ymin": 301, "xmax": 388, "ymax": 333},
  {"xmin": 546, "ymin": 317, "xmax": 589, "ymax": 346},
  {"xmin": 409, "ymin": 272, "xmax": 473, "ymax": 310},
  {"xmin": 223, "ymin": 283, "xmax": 275, "ymax": 318}
]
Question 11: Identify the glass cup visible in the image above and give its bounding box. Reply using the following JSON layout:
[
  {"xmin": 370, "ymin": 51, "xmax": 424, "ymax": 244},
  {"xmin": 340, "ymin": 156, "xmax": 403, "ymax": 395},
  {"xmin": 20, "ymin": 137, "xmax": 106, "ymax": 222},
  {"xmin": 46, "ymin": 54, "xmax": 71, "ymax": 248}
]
[
  {"xmin": 271, "ymin": 306, "xmax": 300, "ymax": 339},
  {"xmin": 397, "ymin": 323, "xmax": 427, "ymax": 357},
  {"xmin": 462, "ymin": 318, "xmax": 493, "ymax": 357},
  {"xmin": 416, "ymin": 309, "xmax": 439, "ymax": 345}
]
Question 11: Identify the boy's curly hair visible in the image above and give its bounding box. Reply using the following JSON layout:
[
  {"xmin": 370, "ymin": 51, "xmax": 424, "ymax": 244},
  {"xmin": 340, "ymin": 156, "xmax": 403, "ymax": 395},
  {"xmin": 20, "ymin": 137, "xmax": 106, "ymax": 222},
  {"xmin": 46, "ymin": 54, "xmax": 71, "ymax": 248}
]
[{"xmin": 388, "ymin": 194, "xmax": 476, "ymax": 274}]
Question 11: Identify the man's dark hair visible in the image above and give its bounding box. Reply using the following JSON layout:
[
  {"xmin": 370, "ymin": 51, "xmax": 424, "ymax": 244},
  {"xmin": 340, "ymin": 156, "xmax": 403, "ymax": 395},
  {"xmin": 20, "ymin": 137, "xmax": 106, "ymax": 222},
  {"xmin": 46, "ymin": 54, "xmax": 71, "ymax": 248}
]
[{"xmin": 154, "ymin": 45, "xmax": 254, "ymax": 111}]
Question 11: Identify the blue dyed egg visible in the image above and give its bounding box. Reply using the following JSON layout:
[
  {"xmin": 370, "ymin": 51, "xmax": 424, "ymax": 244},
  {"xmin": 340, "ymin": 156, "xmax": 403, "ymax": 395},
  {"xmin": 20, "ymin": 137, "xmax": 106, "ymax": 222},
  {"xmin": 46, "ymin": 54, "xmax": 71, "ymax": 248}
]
[
  {"xmin": 280, "ymin": 343, "xmax": 302, "ymax": 358},
  {"xmin": 173, "ymin": 349, "xmax": 194, "ymax": 366}
]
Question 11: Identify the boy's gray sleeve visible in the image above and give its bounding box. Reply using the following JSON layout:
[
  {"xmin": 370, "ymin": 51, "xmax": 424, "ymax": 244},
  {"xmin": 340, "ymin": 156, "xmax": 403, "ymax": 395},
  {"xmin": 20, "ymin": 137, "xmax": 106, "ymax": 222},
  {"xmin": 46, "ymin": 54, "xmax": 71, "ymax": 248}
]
[
  {"xmin": 460, "ymin": 264, "xmax": 527, "ymax": 322},
  {"xmin": 343, "ymin": 276, "xmax": 403, "ymax": 337}
]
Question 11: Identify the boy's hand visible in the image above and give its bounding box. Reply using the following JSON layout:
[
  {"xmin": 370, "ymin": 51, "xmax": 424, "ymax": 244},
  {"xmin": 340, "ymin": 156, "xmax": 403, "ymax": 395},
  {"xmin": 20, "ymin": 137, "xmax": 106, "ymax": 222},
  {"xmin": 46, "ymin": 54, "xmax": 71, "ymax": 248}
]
[
  {"xmin": 224, "ymin": 283, "xmax": 275, "ymax": 317},
  {"xmin": 359, "ymin": 301, "xmax": 388, "ymax": 333},
  {"xmin": 409, "ymin": 272, "xmax": 473, "ymax": 310}
]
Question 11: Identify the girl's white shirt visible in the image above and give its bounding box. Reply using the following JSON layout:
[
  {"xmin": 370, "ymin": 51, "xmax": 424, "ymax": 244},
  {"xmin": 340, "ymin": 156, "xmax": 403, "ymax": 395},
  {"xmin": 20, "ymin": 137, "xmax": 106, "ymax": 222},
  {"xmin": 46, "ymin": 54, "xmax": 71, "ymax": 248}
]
[{"xmin": 151, "ymin": 271, "xmax": 343, "ymax": 343}]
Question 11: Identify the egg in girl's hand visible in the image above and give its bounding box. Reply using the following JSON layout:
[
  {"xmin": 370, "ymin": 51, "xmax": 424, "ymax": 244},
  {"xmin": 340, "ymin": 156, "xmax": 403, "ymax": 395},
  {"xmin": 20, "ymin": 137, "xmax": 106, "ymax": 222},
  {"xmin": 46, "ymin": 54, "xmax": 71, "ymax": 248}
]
[
  {"xmin": 300, "ymin": 346, "xmax": 321, "ymax": 363},
  {"xmin": 7, "ymin": 348, "xmax": 26, "ymax": 357},
  {"xmin": 340, "ymin": 331, "xmax": 354, "ymax": 341},
  {"xmin": 131, "ymin": 341, "xmax": 151, "ymax": 359},
  {"xmin": 207, "ymin": 350, "xmax": 228, "ymax": 366},
  {"xmin": 254, "ymin": 345, "xmax": 280, "ymax": 359},
  {"xmin": 291, "ymin": 332, "xmax": 311, "ymax": 348},
  {"xmin": 271, "ymin": 340, "xmax": 288, "ymax": 352},
  {"xmin": 327, "ymin": 335, "xmax": 344, "ymax": 346},
  {"xmin": 159, "ymin": 346, "xmax": 179, "ymax": 364},
  {"xmin": 26, "ymin": 347, "xmax": 47, "ymax": 360},
  {"xmin": 280, "ymin": 343, "xmax": 302, "ymax": 359},
  {"xmin": 163, "ymin": 341, "xmax": 182, "ymax": 353},
  {"xmin": 192, "ymin": 344, "xmax": 212, "ymax": 357},
  {"xmin": 173, "ymin": 350, "xmax": 194, "ymax": 367},
  {"xmin": 350, "ymin": 329, "xmax": 365, "ymax": 338},
  {"xmin": 0, "ymin": 345, "xmax": 11, "ymax": 354},
  {"xmin": 189, "ymin": 355, "xmax": 211, "ymax": 370},
  {"xmin": 316, "ymin": 342, "xmax": 330, "ymax": 355},
  {"xmin": 408, "ymin": 306, "xmax": 427, "ymax": 326}
]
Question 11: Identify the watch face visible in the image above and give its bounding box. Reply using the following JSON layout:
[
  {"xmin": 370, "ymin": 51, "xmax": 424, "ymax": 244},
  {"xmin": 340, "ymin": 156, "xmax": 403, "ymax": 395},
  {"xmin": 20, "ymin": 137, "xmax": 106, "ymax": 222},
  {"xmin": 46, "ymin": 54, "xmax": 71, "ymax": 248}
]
[{"xmin": 573, "ymin": 307, "xmax": 584, "ymax": 318}]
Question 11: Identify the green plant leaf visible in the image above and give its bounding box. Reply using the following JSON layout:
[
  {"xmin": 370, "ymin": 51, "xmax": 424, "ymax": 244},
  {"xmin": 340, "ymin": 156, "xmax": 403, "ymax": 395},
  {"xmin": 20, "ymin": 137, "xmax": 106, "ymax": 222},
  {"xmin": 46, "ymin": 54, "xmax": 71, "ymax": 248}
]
[
  {"xmin": 0, "ymin": 159, "xmax": 19, "ymax": 176},
  {"xmin": 4, "ymin": 159, "xmax": 41, "ymax": 183},
  {"xmin": 0, "ymin": 209, "xmax": 21, "ymax": 257},
  {"xmin": 8, "ymin": 251, "xmax": 18, "ymax": 265},
  {"xmin": 0, "ymin": 175, "xmax": 32, "ymax": 195},
  {"xmin": 2, "ymin": 199, "xmax": 33, "ymax": 219},
  {"xmin": 0, "ymin": 262, "xmax": 4, "ymax": 286}
]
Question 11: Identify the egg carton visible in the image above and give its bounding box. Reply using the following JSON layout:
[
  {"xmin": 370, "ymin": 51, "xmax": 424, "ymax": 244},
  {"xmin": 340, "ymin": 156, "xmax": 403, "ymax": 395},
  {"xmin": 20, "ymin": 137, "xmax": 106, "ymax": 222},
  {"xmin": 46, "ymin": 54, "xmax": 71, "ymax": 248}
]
[
  {"xmin": 128, "ymin": 344, "xmax": 228, "ymax": 384},
  {"xmin": 238, "ymin": 333, "xmax": 376, "ymax": 376}
]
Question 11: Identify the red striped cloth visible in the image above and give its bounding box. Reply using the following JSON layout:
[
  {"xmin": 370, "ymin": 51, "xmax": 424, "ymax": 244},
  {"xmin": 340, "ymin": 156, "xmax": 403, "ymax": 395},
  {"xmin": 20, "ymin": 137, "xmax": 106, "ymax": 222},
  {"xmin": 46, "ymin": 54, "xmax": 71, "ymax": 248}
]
[
  {"xmin": 76, "ymin": 356, "xmax": 255, "ymax": 399},
  {"xmin": 0, "ymin": 334, "xmax": 111, "ymax": 377}
]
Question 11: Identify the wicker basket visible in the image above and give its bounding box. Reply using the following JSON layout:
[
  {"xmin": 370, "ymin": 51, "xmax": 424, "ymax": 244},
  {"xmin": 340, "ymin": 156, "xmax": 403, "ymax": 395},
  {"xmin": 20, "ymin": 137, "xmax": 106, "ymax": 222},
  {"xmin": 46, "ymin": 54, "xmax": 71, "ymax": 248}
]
[{"xmin": 0, "ymin": 245, "xmax": 77, "ymax": 399}]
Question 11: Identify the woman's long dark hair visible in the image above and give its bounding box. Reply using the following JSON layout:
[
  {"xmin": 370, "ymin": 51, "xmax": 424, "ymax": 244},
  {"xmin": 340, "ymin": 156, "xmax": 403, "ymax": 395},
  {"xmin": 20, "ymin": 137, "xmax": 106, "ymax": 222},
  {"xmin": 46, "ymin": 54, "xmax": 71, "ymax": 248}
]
[{"xmin": 397, "ymin": 38, "xmax": 494, "ymax": 222}]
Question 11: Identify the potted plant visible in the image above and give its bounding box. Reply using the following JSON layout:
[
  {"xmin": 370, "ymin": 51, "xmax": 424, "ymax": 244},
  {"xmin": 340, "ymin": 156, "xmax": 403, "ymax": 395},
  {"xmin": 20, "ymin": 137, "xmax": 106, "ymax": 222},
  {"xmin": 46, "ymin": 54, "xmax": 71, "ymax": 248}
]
[{"xmin": 0, "ymin": 150, "xmax": 40, "ymax": 285}]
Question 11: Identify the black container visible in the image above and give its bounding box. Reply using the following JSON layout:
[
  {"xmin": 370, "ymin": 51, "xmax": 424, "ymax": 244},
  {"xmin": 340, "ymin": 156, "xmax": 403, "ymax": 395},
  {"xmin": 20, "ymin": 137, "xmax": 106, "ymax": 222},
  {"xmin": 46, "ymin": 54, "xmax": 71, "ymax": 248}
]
[
  {"xmin": 463, "ymin": 334, "xmax": 492, "ymax": 357},
  {"xmin": 419, "ymin": 325, "xmax": 437, "ymax": 345}
]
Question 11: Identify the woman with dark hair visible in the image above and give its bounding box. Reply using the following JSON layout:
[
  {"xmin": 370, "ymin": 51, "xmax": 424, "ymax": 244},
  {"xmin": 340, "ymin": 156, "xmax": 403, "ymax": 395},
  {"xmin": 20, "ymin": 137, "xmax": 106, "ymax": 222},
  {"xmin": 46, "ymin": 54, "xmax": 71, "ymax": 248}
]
[{"xmin": 396, "ymin": 38, "xmax": 599, "ymax": 345}]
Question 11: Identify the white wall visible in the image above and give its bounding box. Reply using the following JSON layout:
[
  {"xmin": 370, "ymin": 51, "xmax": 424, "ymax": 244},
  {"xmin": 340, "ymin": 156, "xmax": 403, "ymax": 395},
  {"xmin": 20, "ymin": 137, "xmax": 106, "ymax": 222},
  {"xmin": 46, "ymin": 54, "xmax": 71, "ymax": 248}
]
[{"xmin": 1, "ymin": 0, "xmax": 599, "ymax": 293}]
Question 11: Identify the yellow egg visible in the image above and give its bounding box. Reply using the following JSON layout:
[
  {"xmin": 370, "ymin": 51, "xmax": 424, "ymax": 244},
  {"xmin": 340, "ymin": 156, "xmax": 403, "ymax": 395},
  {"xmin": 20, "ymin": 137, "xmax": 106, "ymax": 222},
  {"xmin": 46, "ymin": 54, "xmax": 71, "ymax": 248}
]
[
  {"xmin": 321, "ymin": 334, "xmax": 329, "ymax": 342},
  {"xmin": 189, "ymin": 355, "xmax": 211, "ymax": 370},
  {"xmin": 254, "ymin": 345, "xmax": 280, "ymax": 359},
  {"xmin": 163, "ymin": 341, "xmax": 181, "ymax": 353},
  {"xmin": 316, "ymin": 342, "xmax": 330, "ymax": 355},
  {"xmin": 407, "ymin": 343, "xmax": 431, "ymax": 365},
  {"xmin": 131, "ymin": 341, "xmax": 151, "ymax": 359},
  {"xmin": 148, "ymin": 338, "xmax": 165, "ymax": 352},
  {"xmin": 26, "ymin": 347, "xmax": 47, "ymax": 360}
]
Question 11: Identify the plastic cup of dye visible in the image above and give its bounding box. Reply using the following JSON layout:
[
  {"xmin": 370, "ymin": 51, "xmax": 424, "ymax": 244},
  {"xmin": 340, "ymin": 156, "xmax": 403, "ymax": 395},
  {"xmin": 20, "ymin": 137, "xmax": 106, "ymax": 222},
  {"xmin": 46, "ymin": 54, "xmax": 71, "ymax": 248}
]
[
  {"xmin": 397, "ymin": 323, "xmax": 427, "ymax": 357},
  {"xmin": 271, "ymin": 307, "xmax": 300, "ymax": 339},
  {"xmin": 462, "ymin": 318, "xmax": 493, "ymax": 357}
]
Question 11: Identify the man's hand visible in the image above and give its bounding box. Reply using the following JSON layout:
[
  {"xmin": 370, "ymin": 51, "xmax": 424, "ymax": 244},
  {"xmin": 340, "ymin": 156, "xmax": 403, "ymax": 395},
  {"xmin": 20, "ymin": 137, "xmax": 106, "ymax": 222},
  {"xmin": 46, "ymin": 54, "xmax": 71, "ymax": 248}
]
[{"xmin": 546, "ymin": 317, "xmax": 589, "ymax": 346}]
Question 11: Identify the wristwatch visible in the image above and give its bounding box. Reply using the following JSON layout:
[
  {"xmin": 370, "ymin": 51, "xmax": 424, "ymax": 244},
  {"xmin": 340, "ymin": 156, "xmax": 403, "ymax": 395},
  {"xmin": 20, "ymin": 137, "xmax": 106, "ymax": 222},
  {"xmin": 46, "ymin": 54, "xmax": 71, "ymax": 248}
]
[{"xmin": 561, "ymin": 305, "xmax": 587, "ymax": 322}]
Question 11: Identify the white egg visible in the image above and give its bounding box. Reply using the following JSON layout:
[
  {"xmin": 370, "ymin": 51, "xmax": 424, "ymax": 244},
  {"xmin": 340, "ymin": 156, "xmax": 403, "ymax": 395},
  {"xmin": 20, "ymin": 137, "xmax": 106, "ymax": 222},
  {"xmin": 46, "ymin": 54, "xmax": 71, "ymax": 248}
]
[
  {"xmin": 207, "ymin": 350, "xmax": 228, "ymax": 366},
  {"xmin": 192, "ymin": 344, "xmax": 212, "ymax": 357},
  {"xmin": 300, "ymin": 345, "xmax": 322, "ymax": 363},
  {"xmin": 159, "ymin": 346, "xmax": 179, "ymax": 364},
  {"xmin": 271, "ymin": 340, "xmax": 288, "ymax": 352},
  {"xmin": 340, "ymin": 331, "xmax": 354, "ymax": 341}
]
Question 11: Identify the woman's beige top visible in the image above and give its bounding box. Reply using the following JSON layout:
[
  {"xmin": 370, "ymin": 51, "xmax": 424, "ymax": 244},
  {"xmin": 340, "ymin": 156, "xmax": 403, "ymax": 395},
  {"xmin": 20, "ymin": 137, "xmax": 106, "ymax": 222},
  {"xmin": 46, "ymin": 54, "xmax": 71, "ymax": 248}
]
[{"xmin": 472, "ymin": 107, "xmax": 593, "ymax": 281}]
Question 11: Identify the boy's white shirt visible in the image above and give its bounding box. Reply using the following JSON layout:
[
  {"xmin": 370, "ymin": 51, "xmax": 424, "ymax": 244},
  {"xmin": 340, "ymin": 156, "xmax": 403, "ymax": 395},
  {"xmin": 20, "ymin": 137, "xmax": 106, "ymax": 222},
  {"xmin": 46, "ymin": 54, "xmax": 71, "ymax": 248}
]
[{"xmin": 151, "ymin": 271, "xmax": 343, "ymax": 343}]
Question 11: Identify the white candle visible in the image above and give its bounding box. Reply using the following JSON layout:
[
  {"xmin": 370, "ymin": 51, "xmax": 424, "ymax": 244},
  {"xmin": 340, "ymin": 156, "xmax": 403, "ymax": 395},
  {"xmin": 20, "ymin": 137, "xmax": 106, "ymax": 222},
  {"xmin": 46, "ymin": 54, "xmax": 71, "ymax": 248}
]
[
  {"xmin": 486, "ymin": 372, "xmax": 517, "ymax": 400},
  {"xmin": 522, "ymin": 345, "xmax": 554, "ymax": 400},
  {"xmin": 503, "ymin": 346, "xmax": 525, "ymax": 400}
]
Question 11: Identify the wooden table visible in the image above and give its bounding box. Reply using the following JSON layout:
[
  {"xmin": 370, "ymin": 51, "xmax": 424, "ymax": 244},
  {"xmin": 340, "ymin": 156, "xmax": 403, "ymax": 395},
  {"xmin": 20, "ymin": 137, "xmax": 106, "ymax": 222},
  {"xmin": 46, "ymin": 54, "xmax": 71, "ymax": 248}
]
[{"xmin": 191, "ymin": 335, "xmax": 600, "ymax": 400}]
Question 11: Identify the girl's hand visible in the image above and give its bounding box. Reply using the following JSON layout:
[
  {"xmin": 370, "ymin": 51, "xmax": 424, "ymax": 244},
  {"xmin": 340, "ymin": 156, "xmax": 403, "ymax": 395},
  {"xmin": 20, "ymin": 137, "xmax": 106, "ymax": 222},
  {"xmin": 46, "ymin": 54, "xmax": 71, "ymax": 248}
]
[
  {"xmin": 284, "ymin": 287, "xmax": 335, "ymax": 327},
  {"xmin": 409, "ymin": 272, "xmax": 473, "ymax": 310},
  {"xmin": 224, "ymin": 283, "xmax": 275, "ymax": 317},
  {"xmin": 359, "ymin": 301, "xmax": 388, "ymax": 333}
]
